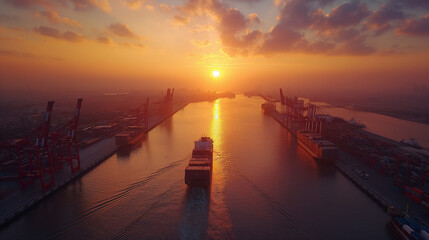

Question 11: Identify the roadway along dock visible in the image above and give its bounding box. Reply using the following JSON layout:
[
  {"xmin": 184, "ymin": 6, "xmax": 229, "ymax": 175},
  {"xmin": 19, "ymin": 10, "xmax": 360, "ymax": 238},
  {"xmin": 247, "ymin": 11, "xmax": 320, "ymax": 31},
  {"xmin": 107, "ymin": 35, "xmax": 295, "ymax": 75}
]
[
  {"xmin": 0, "ymin": 103, "xmax": 187, "ymax": 227},
  {"xmin": 337, "ymin": 151, "xmax": 429, "ymax": 226}
]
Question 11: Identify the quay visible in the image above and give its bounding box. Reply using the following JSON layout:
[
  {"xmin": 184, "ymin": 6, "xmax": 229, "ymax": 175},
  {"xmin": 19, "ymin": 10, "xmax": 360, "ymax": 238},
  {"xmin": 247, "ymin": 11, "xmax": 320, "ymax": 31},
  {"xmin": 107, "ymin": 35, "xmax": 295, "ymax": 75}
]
[
  {"xmin": 264, "ymin": 100, "xmax": 429, "ymax": 227},
  {"xmin": 0, "ymin": 103, "xmax": 187, "ymax": 227}
]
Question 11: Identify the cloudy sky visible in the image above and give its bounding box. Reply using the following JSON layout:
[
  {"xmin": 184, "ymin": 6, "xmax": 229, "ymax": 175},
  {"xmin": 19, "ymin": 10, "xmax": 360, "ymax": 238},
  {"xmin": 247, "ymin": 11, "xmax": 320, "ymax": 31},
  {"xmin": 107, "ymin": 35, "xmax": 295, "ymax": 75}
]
[{"xmin": 0, "ymin": 0, "xmax": 428, "ymax": 93}]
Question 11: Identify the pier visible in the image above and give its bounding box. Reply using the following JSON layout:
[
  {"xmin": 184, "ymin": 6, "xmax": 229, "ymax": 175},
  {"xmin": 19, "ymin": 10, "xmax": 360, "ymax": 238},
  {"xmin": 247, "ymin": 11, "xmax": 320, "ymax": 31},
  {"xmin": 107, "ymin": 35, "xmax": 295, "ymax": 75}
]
[
  {"xmin": 0, "ymin": 103, "xmax": 187, "ymax": 227},
  {"xmin": 263, "ymin": 95, "xmax": 429, "ymax": 227}
]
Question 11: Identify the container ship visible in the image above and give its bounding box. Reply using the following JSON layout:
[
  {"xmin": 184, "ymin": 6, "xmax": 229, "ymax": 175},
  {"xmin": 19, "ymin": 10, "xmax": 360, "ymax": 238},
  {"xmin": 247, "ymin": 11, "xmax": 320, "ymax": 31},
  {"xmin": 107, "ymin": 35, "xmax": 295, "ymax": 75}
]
[
  {"xmin": 392, "ymin": 214, "xmax": 429, "ymax": 240},
  {"xmin": 297, "ymin": 130, "xmax": 338, "ymax": 163},
  {"xmin": 115, "ymin": 126, "xmax": 145, "ymax": 147},
  {"xmin": 185, "ymin": 136, "xmax": 213, "ymax": 187}
]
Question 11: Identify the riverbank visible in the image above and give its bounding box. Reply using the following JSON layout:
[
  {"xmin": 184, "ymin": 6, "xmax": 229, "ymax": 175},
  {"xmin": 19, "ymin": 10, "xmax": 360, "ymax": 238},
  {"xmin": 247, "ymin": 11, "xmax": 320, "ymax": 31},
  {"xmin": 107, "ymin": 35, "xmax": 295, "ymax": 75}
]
[
  {"xmin": 265, "ymin": 106, "xmax": 429, "ymax": 228},
  {"xmin": 349, "ymin": 105, "xmax": 429, "ymax": 126},
  {"xmin": 0, "ymin": 103, "xmax": 187, "ymax": 227}
]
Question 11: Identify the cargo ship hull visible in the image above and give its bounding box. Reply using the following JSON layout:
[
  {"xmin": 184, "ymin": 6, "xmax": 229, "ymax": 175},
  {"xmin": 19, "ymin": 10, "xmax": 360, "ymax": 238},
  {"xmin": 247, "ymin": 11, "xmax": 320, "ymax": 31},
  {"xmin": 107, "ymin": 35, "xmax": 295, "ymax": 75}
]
[
  {"xmin": 127, "ymin": 131, "xmax": 145, "ymax": 146},
  {"xmin": 185, "ymin": 166, "xmax": 211, "ymax": 187},
  {"xmin": 297, "ymin": 131, "xmax": 338, "ymax": 163},
  {"xmin": 185, "ymin": 137, "xmax": 213, "ymax": 187},
  {"xmin": 115, "ymin": 126, "xmax": 146, "ymax": 148}
]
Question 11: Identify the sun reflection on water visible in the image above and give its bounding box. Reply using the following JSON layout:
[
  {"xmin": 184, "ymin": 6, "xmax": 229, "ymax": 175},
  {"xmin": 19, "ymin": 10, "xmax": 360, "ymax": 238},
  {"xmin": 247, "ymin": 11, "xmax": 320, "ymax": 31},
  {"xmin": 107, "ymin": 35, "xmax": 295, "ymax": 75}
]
[{"xmin": 208, "ymin": 98, "xmax": 234, "ymax": 238}]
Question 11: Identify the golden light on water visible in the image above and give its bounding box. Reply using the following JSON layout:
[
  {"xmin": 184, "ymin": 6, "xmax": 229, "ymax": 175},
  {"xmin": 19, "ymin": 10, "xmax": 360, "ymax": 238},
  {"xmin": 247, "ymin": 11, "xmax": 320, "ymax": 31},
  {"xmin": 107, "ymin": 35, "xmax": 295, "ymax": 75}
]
[
  {"xmin": 211, "ymin": 98, "xmax": 221, "ymax": 142},
  {"xmin": 208, "ymin": 98, "xmax": 233, "ymax": 236}
]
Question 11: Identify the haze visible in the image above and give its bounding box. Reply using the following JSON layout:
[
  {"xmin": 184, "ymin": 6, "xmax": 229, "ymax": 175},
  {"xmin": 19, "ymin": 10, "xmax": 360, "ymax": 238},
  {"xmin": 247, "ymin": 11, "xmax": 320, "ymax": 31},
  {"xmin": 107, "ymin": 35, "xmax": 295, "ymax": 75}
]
[{"xmin": 0, "ymin": 0, "xmax": 428, "ymax": 96}]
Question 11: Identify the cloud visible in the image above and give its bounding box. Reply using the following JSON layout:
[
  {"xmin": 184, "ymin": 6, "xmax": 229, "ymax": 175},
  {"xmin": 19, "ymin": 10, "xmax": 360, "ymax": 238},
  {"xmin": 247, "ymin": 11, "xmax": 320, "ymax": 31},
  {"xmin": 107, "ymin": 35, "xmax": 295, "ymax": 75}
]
[
  {"xmin": 337, "ymin": 36, "xmax": 375, "ymax": 55},
  {"xmin": 304, "ymin": 40, "xmax": 336, "ymax": 54},
  {"xmin": 96, "ymin": 36, "xmax": 145, "ymax": 49},
  {"xmin": 119, "ymin": 42, "xmax": 145, "ymax": 49},
  {"xmin": 69, "ymin": 0, "xmax": 111, "ymax": 12},
  {"xmin": 174, "ymin": 0, "xmax": 415, "ymax": 57},
  {"xmin": 324, "ymin": 1, "xmax": 370, "ymax": 28},
  {"xmin": 5, "ymin": 0, "xmax": 110, "ymax": 12},
  {"xmin": 219, "ymin": 8, "xmax": 247, "ymax": 36},
  {"xmin": 34, "ymin": 26, "xmax": 85, "ymax": 42},
  {"xmin": 258, "ymin": 23, "xmax": 304, "ymax": 53},
  {"xmin": 159, "ymin": 4, "xmax": 173, "ymax": 13},
  {"xmin": 319, "ymin": 28, "xmax": 375, "ymax": 55},
  {"xmin": 396, "ymin": 14, "xmax": 429, "ymax": 37},
  {"xmin": 257, "ymin": 0, "xmax": 375, "ymax": 55},
  {"xmin": 145, "ymin": 5, "xmax": 154, "ymax": 11},
  {"xmin": 172, "ymin": 15, "xmax": 191, "ymax": 26},
  {"xmin": 247, "ymin": 13, "xmax": 260, "ymax": 25},
  {"xmin": 192, "ymin": 39, "xmax": 211, "ymax": 47},
  {"xmin": 107, "ymin": 23, "xmax": 139, "ymax": 39},
  {"xmin": 365, "ymin": 3, "xmax": 405, "ymax": 35},
  {"xmin": 392, "ymin": 0, "xmax": 429, "ymax": 10},
  {"xmin": 121, "ymin": 0, "xmax": 144, "ymax": 9},
  {"xmin": 273, "ymin": 0, "xmax": 335, "ymax": 30},
  {"xmin": 4, "ymin": 0, "xmax": 55, "ymax": 9},
  {"xmin": 38, "ymin": 10, "xmax": 81, "ymax": 27},
  {"xmin": 96, "ymin": 36, "xmax": 112, "ymax": 44},
  {"xmin": 188, "ymin": 24, "xmax": 214, "ymax": 33},
  {"xmin": 176, "ymin": 0, "xmax": 262, "ymax": 56},
  {"xmin": 274, "ymin": 0, "xmax": 284, "ymax": 7},
  {"xmin": 230, "ymin": 0, "xmax": 261, "ymax": 3},
  {"xmin": 275, "ymin": 0, "xmax": 369, "ymax": 31}
]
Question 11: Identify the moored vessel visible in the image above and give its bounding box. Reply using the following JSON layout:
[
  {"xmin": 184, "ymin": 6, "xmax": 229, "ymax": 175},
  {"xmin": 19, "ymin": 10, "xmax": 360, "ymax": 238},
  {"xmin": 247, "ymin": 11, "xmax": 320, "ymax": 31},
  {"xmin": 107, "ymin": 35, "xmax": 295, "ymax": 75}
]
[
  {"xmin": 115, "ymin": 126, "xmax": 145, "ymax": 147},
  {"xmin": 297, "ymin": 130, "xmax": 338, "ymax": 163},
  {"xmin": 392, "ymin": 214, "xmax": 429, "ymax": 240}
]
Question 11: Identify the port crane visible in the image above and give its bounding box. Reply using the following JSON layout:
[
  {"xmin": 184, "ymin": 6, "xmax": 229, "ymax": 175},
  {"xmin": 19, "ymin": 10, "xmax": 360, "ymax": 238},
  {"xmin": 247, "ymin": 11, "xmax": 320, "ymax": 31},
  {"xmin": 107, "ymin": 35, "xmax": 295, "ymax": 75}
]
[
  {"xmin": 50, "ymin": 99, "xmax": 83, "ymax": 174},
  {"xmin": 0, "ymin": 101, "xmax": 56, "ymax": 190},
  {"xmin": 128, "ymin": 97, "xmax": 150, "ymax": 129},
  {"xmin": 153, "ymin": 88, "xmax": 174, "ymax": 114}
]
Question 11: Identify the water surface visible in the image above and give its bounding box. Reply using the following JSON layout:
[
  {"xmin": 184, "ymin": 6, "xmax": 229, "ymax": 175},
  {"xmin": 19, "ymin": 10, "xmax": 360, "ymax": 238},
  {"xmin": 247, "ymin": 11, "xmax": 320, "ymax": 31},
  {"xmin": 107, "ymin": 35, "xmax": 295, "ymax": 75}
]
[{"xmin": 0, "ymin": 95, "xmax": 396, "ymax": 240}]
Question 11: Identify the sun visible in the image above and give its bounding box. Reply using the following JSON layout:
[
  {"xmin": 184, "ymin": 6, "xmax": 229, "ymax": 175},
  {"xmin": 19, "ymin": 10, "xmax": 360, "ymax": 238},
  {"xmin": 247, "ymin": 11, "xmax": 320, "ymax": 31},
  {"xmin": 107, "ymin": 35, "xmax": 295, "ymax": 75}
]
[{"xmin": 212, "ymin": 70, "xmax": 220, "ymax": 78}]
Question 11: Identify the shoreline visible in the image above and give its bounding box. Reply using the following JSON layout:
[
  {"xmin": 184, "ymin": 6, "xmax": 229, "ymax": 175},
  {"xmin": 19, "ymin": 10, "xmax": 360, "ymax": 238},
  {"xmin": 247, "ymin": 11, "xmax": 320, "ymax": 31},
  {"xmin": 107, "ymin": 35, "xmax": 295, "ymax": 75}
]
[
  {"xmin": 265, "ymin": 105, "xmax": 429, "ymax": 228},
  {"xmin": 0, "ymin": 103, "xmax": 188, "ymax": 228}
]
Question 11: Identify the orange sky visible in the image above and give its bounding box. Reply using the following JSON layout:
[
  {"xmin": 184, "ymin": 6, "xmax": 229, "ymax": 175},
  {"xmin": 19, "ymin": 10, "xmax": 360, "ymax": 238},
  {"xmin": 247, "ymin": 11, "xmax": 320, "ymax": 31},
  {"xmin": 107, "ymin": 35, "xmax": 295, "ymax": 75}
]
[{"xmin": 0, "ymin": 0, "xmax": 428, "ymax": 93}]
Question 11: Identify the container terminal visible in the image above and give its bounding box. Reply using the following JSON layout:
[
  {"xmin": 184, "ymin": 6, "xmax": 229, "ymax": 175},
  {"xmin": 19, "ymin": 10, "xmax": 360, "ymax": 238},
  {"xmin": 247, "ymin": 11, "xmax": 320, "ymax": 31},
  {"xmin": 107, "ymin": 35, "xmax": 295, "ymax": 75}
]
[
  {"xmin": 0, "ymin": 89, "xmax": 237, "ymax": 227},
  {"xmin": 261, "ymin": 89, "xmax": 429, "ymax": 232},
  {"xmin": 0, "ymin": 89, "xmax": 427, "ymax": 238},
  {"xmin": 0, "ymin": 88, "xmax": 199, "ymax": 226}
]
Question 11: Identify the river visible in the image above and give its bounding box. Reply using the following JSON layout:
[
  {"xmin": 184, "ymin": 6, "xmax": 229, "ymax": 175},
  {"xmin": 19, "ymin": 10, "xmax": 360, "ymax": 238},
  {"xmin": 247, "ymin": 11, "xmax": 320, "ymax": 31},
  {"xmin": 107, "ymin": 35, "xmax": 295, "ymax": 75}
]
[{"xmin": 0, "ymin": 95, "xmax": 397, "ymax": 240}]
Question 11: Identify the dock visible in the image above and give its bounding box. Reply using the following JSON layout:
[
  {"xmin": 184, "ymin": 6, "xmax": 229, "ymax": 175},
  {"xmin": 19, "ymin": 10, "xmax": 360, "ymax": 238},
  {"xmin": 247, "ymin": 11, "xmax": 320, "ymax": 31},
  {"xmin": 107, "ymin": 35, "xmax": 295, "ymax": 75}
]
[
  {"xmin": 264, "ymin": 101, "xmax": 429, "ymax": 227},
  {"xmin": 336, "ymin": 151, "xmax": 429, "ymax": 227},
  {"xmin": 335, "ymin": 157, "xmax": 392, "ymax": 209},
  {"xmin": 0, "ymin": 103, "xmax": 187, "ymax": 227}
]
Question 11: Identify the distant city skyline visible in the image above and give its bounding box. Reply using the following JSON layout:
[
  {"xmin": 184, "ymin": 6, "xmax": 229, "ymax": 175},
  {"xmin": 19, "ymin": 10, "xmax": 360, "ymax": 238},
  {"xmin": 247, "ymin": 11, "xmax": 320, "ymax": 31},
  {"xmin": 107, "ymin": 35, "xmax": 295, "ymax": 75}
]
[{"xmin": 0, "ymin": 0, "xmax": 428, "ymax": 93}]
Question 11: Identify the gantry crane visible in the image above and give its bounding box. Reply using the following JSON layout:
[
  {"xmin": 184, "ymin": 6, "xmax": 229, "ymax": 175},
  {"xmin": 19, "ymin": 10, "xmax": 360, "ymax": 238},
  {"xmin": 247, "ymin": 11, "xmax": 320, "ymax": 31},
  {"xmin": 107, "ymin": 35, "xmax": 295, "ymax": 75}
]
[
  {"xmin": 50, "ymin": 99, "xmax": 83, "ymax": 174},
  {"xmin": 1, "ymin": 101, "xmax": 55, "ymax": 190}
]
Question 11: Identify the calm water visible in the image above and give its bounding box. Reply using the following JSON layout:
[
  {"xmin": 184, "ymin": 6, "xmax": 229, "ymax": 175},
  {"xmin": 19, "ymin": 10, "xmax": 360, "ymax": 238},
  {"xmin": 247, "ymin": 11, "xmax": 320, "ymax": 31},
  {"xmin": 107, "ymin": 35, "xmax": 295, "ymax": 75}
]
[
  {"xmin": 0, "ymin": 95, "xmax": 396, "ymax": 240},
  {"xmin": 311, "ymin": 101, "xmax": 429, "ymax": 148}
]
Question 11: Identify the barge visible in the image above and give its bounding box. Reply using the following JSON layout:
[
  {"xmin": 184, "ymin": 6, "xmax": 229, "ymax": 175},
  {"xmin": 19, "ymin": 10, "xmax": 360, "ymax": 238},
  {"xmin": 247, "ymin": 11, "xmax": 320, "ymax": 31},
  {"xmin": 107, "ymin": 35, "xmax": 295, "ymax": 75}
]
[{"xmin": 185, "ymin": 136, "xmax": 213, "ymax": 187}]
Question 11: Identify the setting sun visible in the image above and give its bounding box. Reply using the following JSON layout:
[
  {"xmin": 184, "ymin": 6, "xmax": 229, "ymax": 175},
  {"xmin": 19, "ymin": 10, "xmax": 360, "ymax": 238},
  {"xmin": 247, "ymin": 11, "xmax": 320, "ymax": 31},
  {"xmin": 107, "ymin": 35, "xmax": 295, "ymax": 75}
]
[{"xmin": 212, "ymin": 70, "xmax": 220, "ymax": 78}]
